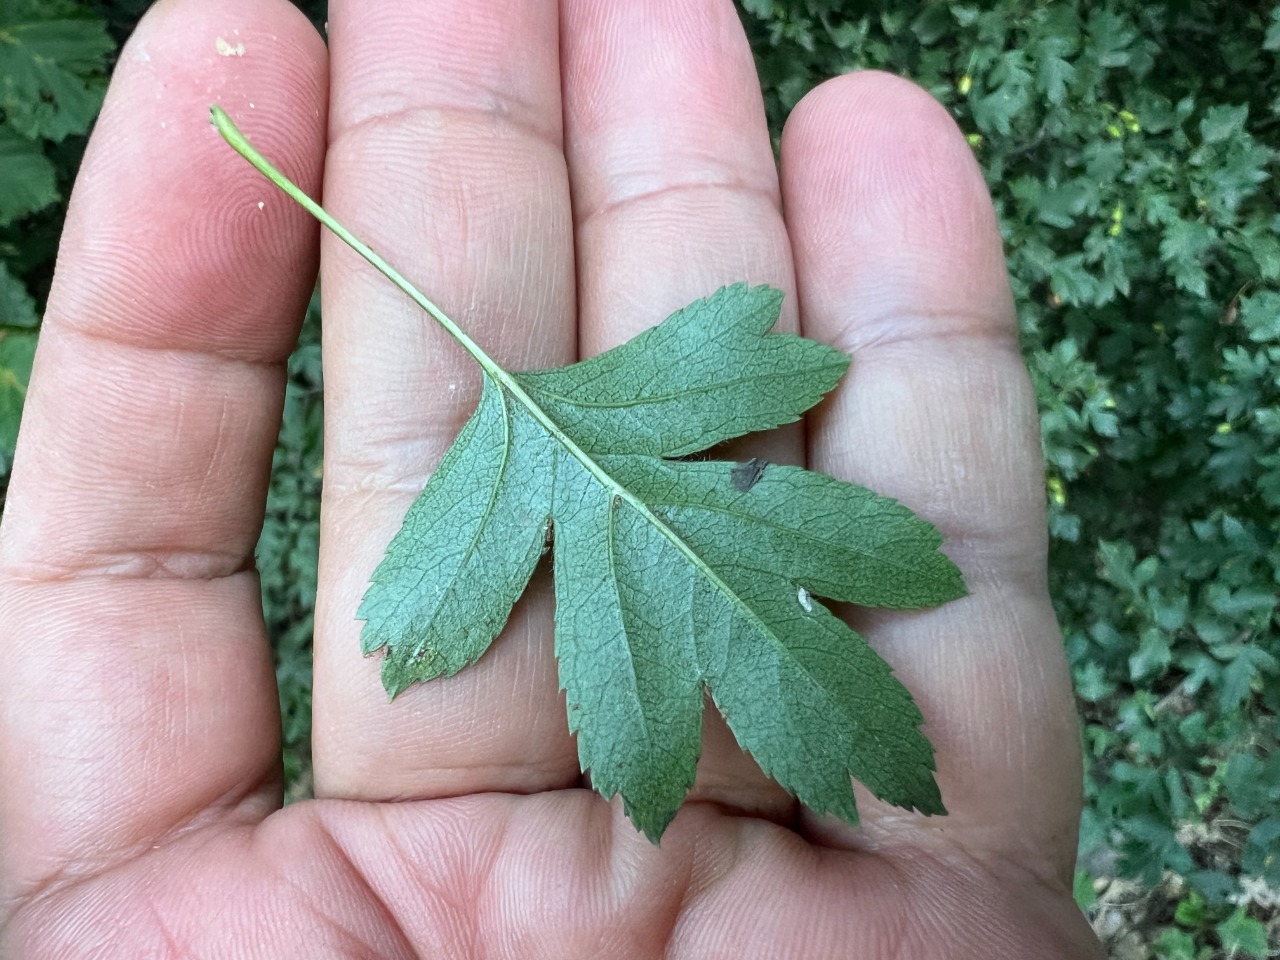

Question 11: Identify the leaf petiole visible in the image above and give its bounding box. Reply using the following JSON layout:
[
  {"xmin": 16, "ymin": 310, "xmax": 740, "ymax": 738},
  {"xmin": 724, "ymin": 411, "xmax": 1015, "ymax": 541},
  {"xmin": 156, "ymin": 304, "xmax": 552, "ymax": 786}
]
[
  {"xmin": 209, "ymin": 104, "xmax": 498, "ymax": 382},
  {"xmin": 209, "ymin": 103, "xmax": 741, "ymax": 593}
]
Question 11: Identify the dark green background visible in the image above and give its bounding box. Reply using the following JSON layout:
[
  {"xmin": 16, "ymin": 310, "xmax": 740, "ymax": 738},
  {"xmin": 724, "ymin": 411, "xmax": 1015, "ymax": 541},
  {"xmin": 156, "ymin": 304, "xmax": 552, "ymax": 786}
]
[{"xmin": 1, "ymin": 2, "xmax": 1277, "ymax": 956}]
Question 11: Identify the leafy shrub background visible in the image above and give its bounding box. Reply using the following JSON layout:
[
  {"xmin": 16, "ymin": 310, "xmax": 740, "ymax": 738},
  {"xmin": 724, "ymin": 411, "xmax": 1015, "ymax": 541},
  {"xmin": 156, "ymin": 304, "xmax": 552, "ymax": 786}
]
[{"xmin": 1, "ymin": 2, "xmax": 1276, "ymax": 955}]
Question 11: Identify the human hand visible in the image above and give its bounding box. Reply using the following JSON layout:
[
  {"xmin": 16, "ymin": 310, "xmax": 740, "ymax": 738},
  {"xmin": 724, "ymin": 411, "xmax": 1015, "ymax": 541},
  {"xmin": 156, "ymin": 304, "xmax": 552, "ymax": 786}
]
[{"xmin": 0, "ymin": 1, "xmax": 1104, "ymax": 956}]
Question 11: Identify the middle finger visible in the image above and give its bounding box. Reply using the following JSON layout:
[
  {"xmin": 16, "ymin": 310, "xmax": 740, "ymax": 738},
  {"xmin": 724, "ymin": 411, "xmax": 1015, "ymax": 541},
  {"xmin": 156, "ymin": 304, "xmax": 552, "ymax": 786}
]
[{"xmin": 561, "ymin": 0, "xmax": 799, "ymax": 820}]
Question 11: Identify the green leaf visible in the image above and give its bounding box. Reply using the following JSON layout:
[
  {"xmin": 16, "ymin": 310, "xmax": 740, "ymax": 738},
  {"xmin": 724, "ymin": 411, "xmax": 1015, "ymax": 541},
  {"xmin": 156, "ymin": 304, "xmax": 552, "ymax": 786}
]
[
  {"xmin": 1224, "ymin": 751, "xmax": 1280, "ymax": 819},
  {"xmin": 0, "ymin": 328, "xmax": 37, "ymax": 468},
  {"xmin": 1175, "ymin": 890, "xmax": 1207, "ymax": 928},
  {"xmin": 1267, "ymin": 6, "xmax": 1280, "ymax": 52},
  {"xmin": 970, "ymin": 53, "xmax": 1033, "ymax": 135},
  {"xmin": 1239, "ymin": 290, "xmax": 1280, "ymax": 343},
  {"xmin": 1072, "ymin": 869, "xmax": 1097, "ymax": 913},
  {"xmin": 1159, "ymin": 218, "xmax": 1215, "ymax": 296},
  {"xmin": 1153, "ymin": 928, "xmax": 1197, "ymax": 960},
  {"xmin": 0, "ymin": 0, "xmax": 114, "ymax": 142},
  {"xmin": 1198, "ymin": 104, "xmax": 1249, "ymax": 145},
  {"xmin": 0, "ymin": 261, "xmax": 39, "ymax": 328},
  {"xmin": 909, "ymin": 5, "xmax": 952, "ymax": 46},
  {"xmin": 215, "ymin": 105, "xmax": 965, "ymax": 843},
  {"xmin": 0, "ymin": 127, "xmax": 57, "ymax": 226},
  {"xmin": 360, "ymin": 289, "xmax": 961, "ymax": 840},
  {"xmin": 1037, "ymin": 55, "xmax": 1075, "ymax": 105},
  {"xmin": 1216, "ymin": 907, "xmax": 1270, "ymax": 958},
  {"xmin": 1243, "ymin": 817, "xmax": 1280, "ymax": 882}
]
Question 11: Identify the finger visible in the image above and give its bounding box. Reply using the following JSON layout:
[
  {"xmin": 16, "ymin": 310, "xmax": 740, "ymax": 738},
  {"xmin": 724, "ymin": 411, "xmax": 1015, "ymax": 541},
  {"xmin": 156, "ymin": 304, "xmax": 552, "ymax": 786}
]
[
  {"xmin": 781, "ymin": 72, "xmax": 1081, "ymax": 882},
  {"xmin": 0, "ymin": 0, "xmax": 326, "ymax": 905},
  {"xmin": 314, "ymin": 0, "xmax": 579, "ymax": 800},
  {"xmin": 560, "ymin": 0, "xmax": 797, "ymax": 819}
]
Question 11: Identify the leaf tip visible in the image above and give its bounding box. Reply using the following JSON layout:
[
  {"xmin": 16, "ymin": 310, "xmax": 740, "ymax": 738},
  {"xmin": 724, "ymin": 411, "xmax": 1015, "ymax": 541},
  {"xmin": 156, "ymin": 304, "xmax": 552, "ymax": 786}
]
[
  {"xmin": 912, "ymin": 777, "xmax": 948, "ymax": 817},
  {"xmin": 623, "ymin": 798, "xmax": 679, "ymax": 845},
  {"xmin": 382, "ymin": 663, "xmax": 414, "ymax": 701},
  {"xmin": 827, "ymin": 791, "xmax": 862, "ymax": 828},
  {"xmin": 752, "ymin": 281, "xmax": 786, "ymax": 309},
  {"xmin": 356, "ymin": 610, "xmax": 385, "ymax": 657},
  {"xmin": 927, "ymin": 549, "xmax": 970, "ymax": 607},
  {"xmin": 705, "ymin": 280, "xmax": 786, "ymax": 334}
]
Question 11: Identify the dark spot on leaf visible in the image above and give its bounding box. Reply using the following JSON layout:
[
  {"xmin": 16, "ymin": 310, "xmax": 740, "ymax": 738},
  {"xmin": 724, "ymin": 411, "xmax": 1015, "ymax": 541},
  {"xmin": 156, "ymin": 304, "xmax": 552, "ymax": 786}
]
[{"xmin": 731, "ymin": 457, "xmax": 769, "ymax": 492}]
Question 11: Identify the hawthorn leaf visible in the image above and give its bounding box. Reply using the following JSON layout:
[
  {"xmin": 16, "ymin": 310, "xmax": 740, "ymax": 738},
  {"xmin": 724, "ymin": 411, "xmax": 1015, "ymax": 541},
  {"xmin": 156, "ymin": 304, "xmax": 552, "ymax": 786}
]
[
  {"xmin": 211, "ymin": 106, "xmax": 966, "ymax": 843},
  {"xmin": 355, "ymin": 285, "xmax": 963, "ymax": 840}
]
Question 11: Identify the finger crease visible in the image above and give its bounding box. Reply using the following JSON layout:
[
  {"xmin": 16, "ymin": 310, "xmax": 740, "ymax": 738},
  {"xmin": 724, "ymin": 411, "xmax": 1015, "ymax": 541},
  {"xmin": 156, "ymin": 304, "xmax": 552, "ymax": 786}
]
[
  {"xmin": 4, "ymin": 778, "xmax": 275, "ymax": 929},
  {"xmin": 576, "ymin": 177, "xmax": 778, "ymax": 232},
  {"xmin": 1, "ymin": 550, "xmax": 254, "ymax": 584},
  {"xmin": 54, "ymin": 312, "xmax": 293, "ymax": 370},
  {"xmin": 330, "ymin": 98, "xmax": 562, "ymax": 158},
  {"xmin": 833, "ymin": 311, "xmax": 1022, "ymax": 358}
]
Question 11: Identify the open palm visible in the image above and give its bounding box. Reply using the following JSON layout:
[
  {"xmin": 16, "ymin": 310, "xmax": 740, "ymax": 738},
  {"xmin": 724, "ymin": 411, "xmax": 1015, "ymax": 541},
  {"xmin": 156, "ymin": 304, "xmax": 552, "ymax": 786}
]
[{"xmin": 0, "ymin": 1, "xmax": 1103, "ymax": 956}]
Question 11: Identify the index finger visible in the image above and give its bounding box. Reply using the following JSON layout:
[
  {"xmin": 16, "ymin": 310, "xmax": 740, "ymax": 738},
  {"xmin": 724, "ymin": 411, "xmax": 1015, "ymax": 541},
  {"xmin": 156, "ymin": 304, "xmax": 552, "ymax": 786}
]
[{"xmin": 0, "ymin": 0, "xmax": 326, "ymax": 908}]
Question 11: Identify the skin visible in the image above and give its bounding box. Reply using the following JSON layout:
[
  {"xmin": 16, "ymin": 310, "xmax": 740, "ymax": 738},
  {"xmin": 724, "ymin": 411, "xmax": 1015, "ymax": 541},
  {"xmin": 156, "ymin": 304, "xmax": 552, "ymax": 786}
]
[{"xmin": 0, "ymin": 0, "xmax": 1106, "ymax": 957}]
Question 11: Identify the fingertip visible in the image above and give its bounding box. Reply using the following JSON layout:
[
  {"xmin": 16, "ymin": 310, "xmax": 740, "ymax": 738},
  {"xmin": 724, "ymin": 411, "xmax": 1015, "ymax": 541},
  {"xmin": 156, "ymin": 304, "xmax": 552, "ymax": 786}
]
[
  {"xmin": 53, "ymin": 0, "xmax": 328, "ymax": 361},
  {"xmin": 781, "ymin": 70, "xmax": 1011, "ymax": 343},
  {"xmin": 784, "ymin": 70, "xmax": 981, "ymax": 203},
  {"xmin": 0, "ymin": 1, "xmax": 332, "ymax": 890}
]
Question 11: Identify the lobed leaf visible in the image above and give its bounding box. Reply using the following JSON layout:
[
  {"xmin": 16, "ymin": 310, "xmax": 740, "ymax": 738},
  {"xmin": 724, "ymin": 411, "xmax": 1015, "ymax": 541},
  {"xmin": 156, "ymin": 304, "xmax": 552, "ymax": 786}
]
[
  {"xmin": 358, "ymin": 285, "xmax": 962, "ymax": 840},
  {"xmin": 212, "ymin": 84, "xmax": 964, "ymax": 845}
]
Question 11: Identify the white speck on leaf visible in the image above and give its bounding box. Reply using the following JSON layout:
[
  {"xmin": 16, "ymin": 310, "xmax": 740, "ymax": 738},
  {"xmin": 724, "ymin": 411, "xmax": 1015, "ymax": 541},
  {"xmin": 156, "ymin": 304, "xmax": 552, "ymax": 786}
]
[
  {"xmin": 216, "ymin": 37, "xmax": 245, "ymax": 57},
  {"xmin": 257, "ymin": 201, "xmax": 265, "ymax": 210},
  {"xmin": 797, "ymin": 586, "xmax": 813, "ymax": 613}
]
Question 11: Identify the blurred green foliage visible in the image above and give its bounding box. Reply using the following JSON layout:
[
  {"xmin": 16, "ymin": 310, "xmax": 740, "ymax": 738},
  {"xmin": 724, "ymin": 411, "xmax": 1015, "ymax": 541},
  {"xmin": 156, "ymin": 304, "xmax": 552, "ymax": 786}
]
[
  {"xmin": 1, "ymin": 1, "xmax": 1277, "ymax": 954},
  {"xmin": 0, "ymin": 0, "xmax": 113, "ymax": 475},
  {"xmin": 258, "ymin": 292, "xmax": 323, "ymax": 790}
]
